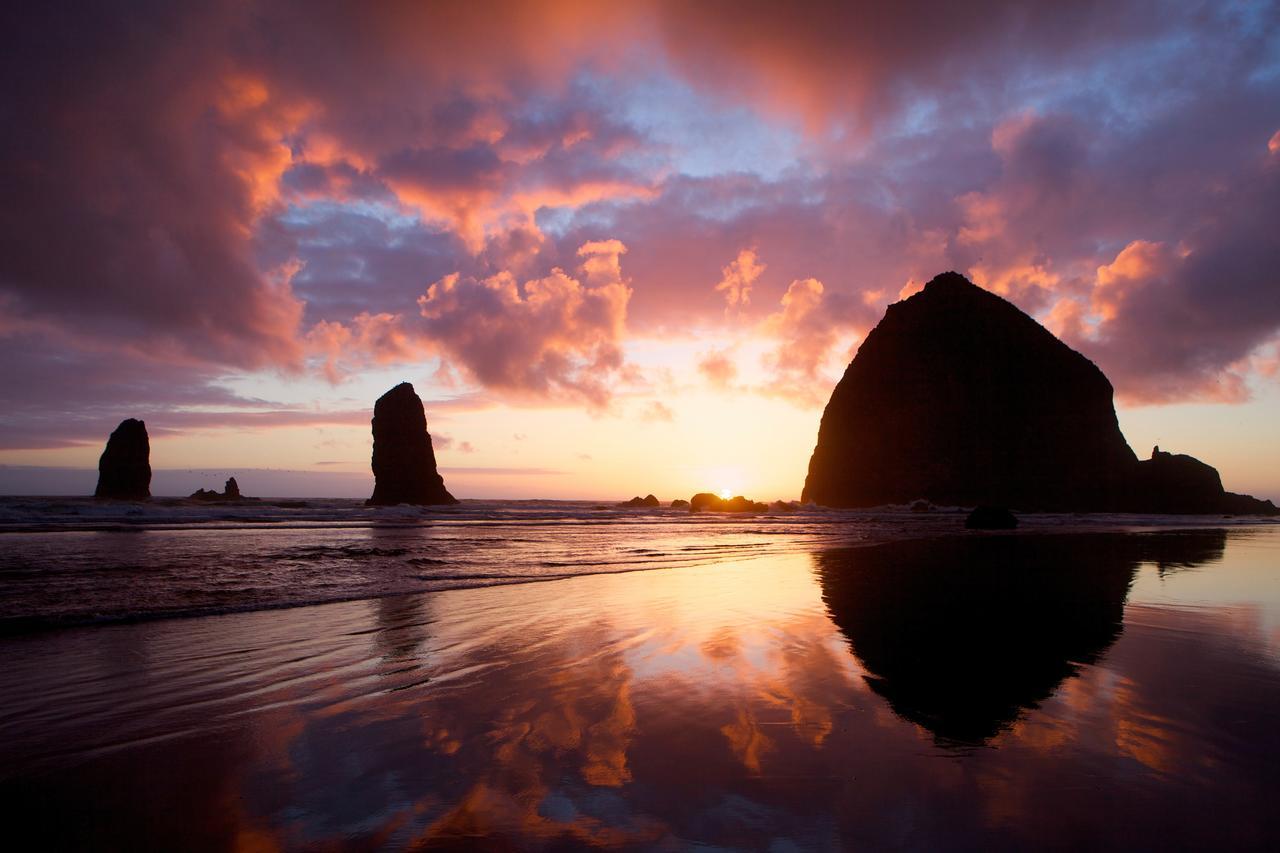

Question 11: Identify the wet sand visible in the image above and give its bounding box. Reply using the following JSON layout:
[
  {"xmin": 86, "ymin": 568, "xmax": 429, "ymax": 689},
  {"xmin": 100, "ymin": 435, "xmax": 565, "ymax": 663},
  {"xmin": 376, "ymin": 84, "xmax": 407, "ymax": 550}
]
[{"xmin": 3, "ymin": 528, "xmax": 1280, "ymax": 850}]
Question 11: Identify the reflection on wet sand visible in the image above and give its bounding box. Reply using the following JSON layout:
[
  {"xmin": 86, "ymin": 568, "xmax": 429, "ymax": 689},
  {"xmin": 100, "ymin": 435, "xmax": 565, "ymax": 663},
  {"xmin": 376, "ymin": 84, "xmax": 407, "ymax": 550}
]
[
  {"xmin": 2, "ymin": 529, "xmax": 1279, "ymax": 850},
  {"xmin": 816, "ymin": 531, "xmax": 1227, "ymax": 744}
]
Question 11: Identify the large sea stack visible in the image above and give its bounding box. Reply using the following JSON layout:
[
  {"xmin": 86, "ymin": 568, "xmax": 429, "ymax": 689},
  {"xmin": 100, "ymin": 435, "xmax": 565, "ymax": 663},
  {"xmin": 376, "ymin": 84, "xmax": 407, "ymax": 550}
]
[
  {"xmin": 367, "ymin": 382, "xmax": 457, "ymax": 506},
  {"xmin": 802, "ymin": 272, "xmax": 1276, "ymax": 514},
  {"xmin": 94, "ymin": 418, "xmax": 151, "ymax": 500}
]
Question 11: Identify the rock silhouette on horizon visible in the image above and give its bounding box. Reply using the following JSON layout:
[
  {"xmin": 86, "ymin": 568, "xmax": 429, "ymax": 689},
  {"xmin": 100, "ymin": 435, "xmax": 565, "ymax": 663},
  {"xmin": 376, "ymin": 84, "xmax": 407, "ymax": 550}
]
[
  {"xmin": 367, "ymin": 382, "xmax": 457, "ymax": 506},
  {"xmin": 965, "ymin": 506, "xmax": 1018, "ymax": 530},
  {"xmin": 190, "ymin": 477, "xmax": 246, "ymax": 502},
  {"xmin": 94, "ymin": 419, "xmax": 151, "ymax": 500},
  {"xmin": 803, "ymin": 272, "xmax": 1277, "ymax": 515},
  {"xmin": 619, "ymin": 494, "xmax": 660, "ymax": 508},
  {"xmin": 689, "ymin": 493, "xmax": 767, "ymax": 513}
]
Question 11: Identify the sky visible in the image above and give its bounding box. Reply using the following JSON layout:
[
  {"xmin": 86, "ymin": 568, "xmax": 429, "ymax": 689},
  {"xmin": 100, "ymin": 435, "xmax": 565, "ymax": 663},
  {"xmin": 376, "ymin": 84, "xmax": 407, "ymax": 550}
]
[{"xmin": 1, "ymin": 0, "xmax": 1279, "ymax": 500}]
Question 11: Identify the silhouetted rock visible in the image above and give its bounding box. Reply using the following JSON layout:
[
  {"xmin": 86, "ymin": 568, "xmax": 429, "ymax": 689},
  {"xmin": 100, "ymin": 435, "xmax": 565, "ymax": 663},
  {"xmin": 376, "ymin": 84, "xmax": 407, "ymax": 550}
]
[
  {"xmin": 803, "ymin": 272, "xmax": 1277, "ymax": 515},
  {"xmin": 190, "ymin": 477, "xmax": 247, "ymax": 502},
  {"xmin": 770, "ymin": 500, "xmax": 798, "ymax": 513},
  {"xmin": 817, "ymin": 531, "xmax": 1226, "ymax": 744},
  {"xmin": 367, "ymin": 383, "xmax": 458, "ymax": 506},
  {"xmin": 965, "ymin": 506, "xmax": 1018, "ymax": 529},
  {"xmin": 670, "ymin": 499, "xmax": 690, "ymax": 509},
  {"xmin": 909, "ymin": 499, "xmax": 933, "ymax": 513},
  {"xmin": 618, "ymin": 494, "xmax": 660, "ymax": 508},
  {"xmin": 689, "ymin": 493, "xmax": 767, "ymax": 513},
  {"xmin": 94, "ymin": 419, "xmax": 151, "ymax": 500}
]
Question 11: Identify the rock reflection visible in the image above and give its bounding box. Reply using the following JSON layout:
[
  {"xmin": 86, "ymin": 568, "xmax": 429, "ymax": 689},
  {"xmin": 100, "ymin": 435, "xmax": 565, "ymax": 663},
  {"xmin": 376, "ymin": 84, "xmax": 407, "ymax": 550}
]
[{"xmin": 816, "ymin": 531, "xmax": 1228, "ymax": 744}]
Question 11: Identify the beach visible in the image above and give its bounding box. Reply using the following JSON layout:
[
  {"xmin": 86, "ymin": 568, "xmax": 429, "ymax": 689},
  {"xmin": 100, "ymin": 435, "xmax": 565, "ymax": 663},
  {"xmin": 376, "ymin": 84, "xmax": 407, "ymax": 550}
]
[{"xmin": 2, "ymin": 506, "xmax": 1279, "ymax": 850}]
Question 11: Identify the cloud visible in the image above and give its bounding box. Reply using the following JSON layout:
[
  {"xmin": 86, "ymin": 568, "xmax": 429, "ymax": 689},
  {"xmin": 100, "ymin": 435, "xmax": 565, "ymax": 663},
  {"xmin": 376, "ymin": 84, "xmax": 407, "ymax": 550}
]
[
  {"xmin": 697, "ymin": 349, "xmax": 740, "ymax": 390},
  {"xmin": 414, "ymin": 241, "xmax": 632, "ymax": 407},
  {"xmin": 759, "ymin": 278, "xmax": 868, "ymax": 406},
  {"xmin": 639, "ymin": 400, "xmax": 675, "ymax": 422},
  {"xmin": 2, "ymin": 0, "xmax": 1279, "ymax": 442},
  {"xmin": 715, "ymin": 249, "xmax": 766, "ymax": 311}
]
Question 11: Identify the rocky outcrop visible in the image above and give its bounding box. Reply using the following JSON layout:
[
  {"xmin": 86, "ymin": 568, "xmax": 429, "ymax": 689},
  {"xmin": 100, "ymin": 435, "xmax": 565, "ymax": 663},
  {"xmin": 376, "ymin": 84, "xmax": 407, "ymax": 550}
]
[
  {"xmin": 670, "ymin": 499, "xmax": 690, "ymax": 509},
  {"xmin": 367, "ymin": 382, "xmax": 457, "ymax": 506},
  {"xmin": 803, "ymin": 272, "xmax": 1277, "ymax": 515},
  {"xmin": 619, "ymin": 494, "xmax": 660, "ymax": 508},
  {"xmin": 689, "ymin": 493, "xmax": 767, "ymax": 513},
  {"xmin": 965, "ymin": 506, "xmax": 1018, "ymax": 530},
  {"xmin": 190, "ymin": 477, "xmax": 246, "ymax": 502},
  {"xmin": 94, "ymin": 419, "xmax": 151, "ymax": 500}
]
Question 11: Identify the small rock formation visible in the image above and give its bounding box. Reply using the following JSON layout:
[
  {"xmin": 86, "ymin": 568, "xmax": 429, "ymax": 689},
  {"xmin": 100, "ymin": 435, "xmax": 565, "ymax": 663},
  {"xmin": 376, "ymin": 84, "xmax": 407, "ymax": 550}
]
[
  {"xmin": 689, "ymin": 493, "xmax": 767, "ymax": 513},
  {"xmin": 618, "ymin": 494, "xmax": 660, "ymax": 508},
  {"xmin": 190, "ymin": 477, "xmax": 245, "ymax": 502},
  {"xmin": 367, "ymin": 382, "xmax": 458, "ymax": 506},
  {"xmin": 965, "ymin": 506, "xmax": 1018, "ymax": 530},
  {"xmin": 909, "ymin": 499, "xmax": 933, "ymax": 513},
  {"xmin": 803, "ymin": 272, "xmax": 1278, "ymax": 515},
  {"xmin": 769, "ymin": 500, "xmax": 798, "ymax": 513},
  {"xmin": 670, "ymin": 499, "xmax": 690, "ymax": 509},
  {"xmin": 94, "ymin": 419, "xmax": 151, "ymax": 500}
]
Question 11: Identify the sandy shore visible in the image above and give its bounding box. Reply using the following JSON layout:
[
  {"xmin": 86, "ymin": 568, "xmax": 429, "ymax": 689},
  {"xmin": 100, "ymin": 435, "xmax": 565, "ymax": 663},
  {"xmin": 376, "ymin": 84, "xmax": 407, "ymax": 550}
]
[{"xmin": 3, "ymin": 529, "xmax": 1280, "ymax": 850}]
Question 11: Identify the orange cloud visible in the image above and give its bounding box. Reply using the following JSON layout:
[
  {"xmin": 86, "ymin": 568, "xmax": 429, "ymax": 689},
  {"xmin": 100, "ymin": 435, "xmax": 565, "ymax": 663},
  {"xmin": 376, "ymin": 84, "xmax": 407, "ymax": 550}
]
[
  {"xmin": 416, "ymin": 240, "xmax": 633, "ymax": 406},
  {"xmin": 715, "ymin": 248, "xmax": 766, "ymax": 311}
]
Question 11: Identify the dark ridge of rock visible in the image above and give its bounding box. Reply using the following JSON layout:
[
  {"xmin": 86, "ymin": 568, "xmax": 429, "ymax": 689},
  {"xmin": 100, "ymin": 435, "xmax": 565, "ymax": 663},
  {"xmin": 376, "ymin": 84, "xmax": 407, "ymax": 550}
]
[
  {"xmin": 366, "ymin": 382, "xmax": 458, "ymax": 507},
  {"xmin": 94, "ymin": 419, "xmax": 151, "ymax": 500},
  {"xmin": 965, "ymin": 506, "xmax": 1018, "ymax": 530},
  {"xmin": 190, "ymin": 477, "xmax": 248, "ymax": 502},
  {"xmin": 803, "ymin": 272, "xmax": 1277, "ymax": 515},
  {"xmin": 619, "ymin": 494, "xmax": 660, "ymax": 508},
  {"xmin": 769, "ymin": 500, "xmax": 798, "ymax": 513},
  {"xmin": 670, "ymin": 499, "xmax": 690, "ymax": 509},
  {"xmin": 1131, "ymin": 446, "xmax": 1276, "ymax": 514},
  {"xmin": 689, "ymin": 493, "xmax": 767, "ymax": 513},
  {"xmin": 816, "ymin": 532, "xmax": 1228, "ymax": 744}
]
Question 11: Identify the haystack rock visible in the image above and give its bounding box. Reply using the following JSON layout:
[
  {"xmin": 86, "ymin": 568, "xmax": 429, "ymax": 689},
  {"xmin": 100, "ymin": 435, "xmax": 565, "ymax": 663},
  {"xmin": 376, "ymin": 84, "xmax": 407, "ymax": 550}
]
[
  {"xmin": 803, "ymin": 272, "xmax": 1277, "ymax": 515},
  {"xmin": 94, "ymin": 419, "xmax": 151, "ymax": 500},
  {"xmin": 367, "ymin": 382, "xmax": 457, "ymax": 506}
]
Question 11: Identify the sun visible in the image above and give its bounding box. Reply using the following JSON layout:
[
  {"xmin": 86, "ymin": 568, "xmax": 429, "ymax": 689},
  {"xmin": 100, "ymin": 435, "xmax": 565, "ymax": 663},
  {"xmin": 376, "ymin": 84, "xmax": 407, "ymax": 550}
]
[{"xmin": 718, "ymin": 488, "xmax": 733, "ymax": 500}]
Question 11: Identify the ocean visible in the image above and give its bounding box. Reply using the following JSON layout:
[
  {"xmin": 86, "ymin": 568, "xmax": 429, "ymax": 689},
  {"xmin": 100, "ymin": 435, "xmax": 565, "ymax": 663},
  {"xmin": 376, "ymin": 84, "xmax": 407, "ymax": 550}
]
[{"xmin": 1, "ymin": 499, "xmax": 1278, "ymax": 849}]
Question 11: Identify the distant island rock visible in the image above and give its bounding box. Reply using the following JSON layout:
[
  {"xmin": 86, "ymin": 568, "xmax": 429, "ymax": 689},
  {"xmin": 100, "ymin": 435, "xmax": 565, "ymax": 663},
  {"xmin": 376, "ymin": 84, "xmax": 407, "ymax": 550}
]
[
  {"xmin": 618, "ymin": 494, "xmax": 660, "ymax": 508},
  {"xmin": 367, "ymin": 382, "xmax": 458, "ymax": 506},
  {"xmin": 94, "ymin": 419, "xmax": 151, "ymax": 500},
  {"xmin": 689, "ymin": 493, "xmax": 767, "ymax": 513},
  {"xmin": 965, "ymin": 506, "xmax": 1018, "ymax": 530},
  {"xmin": 190, "ymin": 477, "xmax": 249, "ymax": 502},
  {"xmin": 803, "ymin": 272, "xmax": 1278, "ymax": 515},
  {"xmin": 670, "ymin": 499, "xmax": 690, "ymax": 509}
]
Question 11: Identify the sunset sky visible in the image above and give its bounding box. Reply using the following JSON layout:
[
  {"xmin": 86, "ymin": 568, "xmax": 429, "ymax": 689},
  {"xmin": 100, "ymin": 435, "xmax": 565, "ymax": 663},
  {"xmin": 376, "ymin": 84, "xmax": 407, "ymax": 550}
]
[{"xmin": 2, "ymin": 1, "xmax": 1279, "ymax": 500}]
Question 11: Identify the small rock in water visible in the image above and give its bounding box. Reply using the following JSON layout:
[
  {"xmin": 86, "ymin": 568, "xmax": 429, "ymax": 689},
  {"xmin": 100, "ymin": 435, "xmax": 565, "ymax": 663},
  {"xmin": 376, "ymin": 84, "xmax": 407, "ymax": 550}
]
[
  {"xmin": 965, "ymin": 506, "xmax": 1018, "ymax": 530},
  {"xmin": 618, "ymin": 494, "xmax": 660, "ymax": 508},
  {"xmin": 670, "ymin": 499, "xmax": 690, "ymax": 509},
  {"xmin": 190, "ymin": 477, "xmax": 247, "ymax": 502},
  {"xmin": 689, "ymin": 493, "xmax": 767, "ymax": 513}
]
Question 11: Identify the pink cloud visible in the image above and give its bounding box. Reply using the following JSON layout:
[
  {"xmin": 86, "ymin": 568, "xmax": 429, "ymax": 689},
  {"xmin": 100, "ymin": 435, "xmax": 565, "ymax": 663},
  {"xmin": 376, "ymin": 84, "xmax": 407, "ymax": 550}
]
[
  {"xmin": 715, "ymin": 249, "xmax": 766, "ymax": 311},
  {"xmin": 697, "ymin": 349, "xmax": 740, "ymax": 390},
  {"xmin": 414, "ymin": 241, "xmax": 632, "ymax": 407},
  {"xmin": 759, "ymin": 278, "xmax": 870, "ymax": 407}
]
